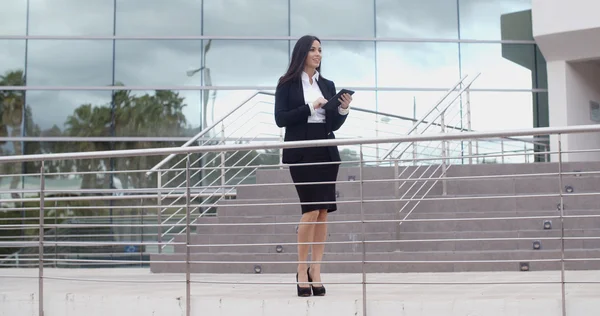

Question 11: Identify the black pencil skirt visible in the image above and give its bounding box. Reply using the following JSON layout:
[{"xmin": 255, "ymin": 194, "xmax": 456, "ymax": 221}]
[{"xmin": 289, "ymin": 123, "xmax": 340, "ymax": 214}]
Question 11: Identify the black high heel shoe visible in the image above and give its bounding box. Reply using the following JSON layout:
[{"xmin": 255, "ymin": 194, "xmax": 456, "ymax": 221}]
[
  {"xmin": 296, "ymin": 273, "xmax": 312, "ymax": 297},
  {"xmin": 307, "ymin": 267, "xmax": 326, "ymax": 296}
]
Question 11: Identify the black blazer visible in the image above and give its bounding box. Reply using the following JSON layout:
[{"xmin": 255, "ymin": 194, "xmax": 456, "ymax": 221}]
[{"xmin": 274, "ymin": 75, "xmax": 348, "ymax": 164}]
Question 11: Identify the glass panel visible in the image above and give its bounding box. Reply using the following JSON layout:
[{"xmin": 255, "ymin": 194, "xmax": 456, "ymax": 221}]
[
  {"xmin": 114, "ymin": 90, "xmax": 201, "ymax": 137},
  {"xmin": 0, "ymin": 87, "xmax": 25, "ymax": 199},
  {"xmin": 27, "ymin": 40, "xmax": 113, "ymax": 86},
  {"xmin": 114, "ymin": 40, "xmax": 203, "ymax": 86},
  {"xmin": 203, "ymin": 0, "xmax": 288, "ymax": 36},
  {"xmin": 321, "ymin": 41, "xmax": 375, "ymax": 88},
  {"xmin": 469, "ymin": 91, "xmax": 533, "ymax": 131},
  {"xmin": 0, "ymin": 41, "xmax": 26, "ymax": 83},
  {"xmin": 290, "ymin": 0, "xmax": 375, "ymax": 37},
  {"xmin": 460, "ymin": 43, "xmax": 536, "ymax": 89},
  {"xmin": 24, "ymin": 91, "xmax": 113, "ymax": 190},
  {"xmin": 377, "ymin": 91, "xmax": 453, "ymax": 121},
  {"xmin": 25, "ymin": 90, "xmax": 112, "ymax": 137},
  {"xmin": 116, "ymin": 0, "xmax": 202, "ymax": 36},
  {"xmin": 29, "ymin": 0, "xmax": 114, "ymax": 36},
  {"xmin": 459, "ymin": 0, "xmax": 532, "ymax": 40},
  {"xmin": 0, "ymin": 0, "xmax": 27, "ymax": 35},
  {"xmin": 376, "ymin": 0, "xmax": 458, "ymax": 39},
  {"xmin": 377, "ymin": 42, "xmax": 459, "ymax": 88},
  {"xmin": 204, "ymin": 40, "xmax": 288, "ymax": 86}
]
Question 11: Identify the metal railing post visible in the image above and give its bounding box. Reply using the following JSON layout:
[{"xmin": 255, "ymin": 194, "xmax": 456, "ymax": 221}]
[
  {"xmin": 157, "ymin": 171, "xmax": 162, "ymax": 254},
  {"xmin": 220, "ymin": 122, "xmax": 226, "ymax": 199},
  {"xmin": 185, "ymin": 157, "xmax": 192, "ymax": 316},
  {"xmin": 475, "ymin": 140, "xmax": 480, "ymax": 164},
  {"xmin": 557, "ymin": 134, "xmax": 566, "ymax": 316},
  {"xmin": 441, "ymin": 110, "xmax": 447, "ymax": 196},
  {"xmin": 39, "ymin": 161, "xmax": 45, "ymax": 316},
  {"xmin": 359, "ymin": 144, "xmax": 367, "ymax": 316},
  {"xmin": 466, "ymin": 89, "xmax": 472, "ymax": 164},
  {"xmin": 279, "ymin": 128, "xmax": 283, "ymax": 170},
  {"xmin": 524, "ymin": 142, "xmax": 529, "ymax": 163},
  {"xmin": 501, "ymin": 140, "xmax": 505, "ymax": 163}
]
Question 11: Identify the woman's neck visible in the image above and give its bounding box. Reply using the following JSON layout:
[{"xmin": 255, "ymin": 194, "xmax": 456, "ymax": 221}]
[{"xmin": 304, "ymin": 67, "xmax": 316, "ymax": 78}]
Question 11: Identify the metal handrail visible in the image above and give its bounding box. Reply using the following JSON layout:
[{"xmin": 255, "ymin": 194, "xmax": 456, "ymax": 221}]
[
  {"xmin": 146, "ymin": 91, "xmax": 275, "ymax": 176},
  {"xmin": 381, "ymin": 75, "xmax": 471, "ymax": 160},
  {"xmin": 2, "ymin": 124, "xmax": 600, "ymax": 163}
]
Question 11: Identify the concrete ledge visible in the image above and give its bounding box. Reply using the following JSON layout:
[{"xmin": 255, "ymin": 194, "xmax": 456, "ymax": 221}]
[{"xmin": 2, "ymin": 269, "xmax": 599, "ymax": 316}]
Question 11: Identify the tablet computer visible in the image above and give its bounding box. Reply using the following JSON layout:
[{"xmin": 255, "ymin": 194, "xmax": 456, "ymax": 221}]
[{"xmin": 322, "ymin": 89, "xmax": 355, "ymax": 110}]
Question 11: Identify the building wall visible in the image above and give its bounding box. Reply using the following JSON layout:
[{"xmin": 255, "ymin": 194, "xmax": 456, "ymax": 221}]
[
  {"xmin": 533, "ymin": 0, "xmax": 600, "ymax": 38},
  {"xmin": 533, "ymin": 0, "xmax": 600, "ymax": 161},
  {"xmin": 548, "ymin": 60, "xmax": 600, "ymax": 161}
]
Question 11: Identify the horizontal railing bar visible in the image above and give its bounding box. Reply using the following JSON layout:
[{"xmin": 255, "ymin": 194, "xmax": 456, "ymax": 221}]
[
  {"xmin": 2, "ymin": 214, "xmax": 599, "ymax": 233},
  {"xmin": 0, "ymin": 85, "xmax": 548, "ymax": 93},
  {"xmin": 0, "ymin": 145, "xmax": 555, "ymax": 175},
  {"xmin": 0, "ymin": 136, "xmax": 282, "ymax": 142},
  {"xmin": 0, "ymin": 34, "xmax": 537, "ymax": 44},
  {"xmin": 2, "ymin": 191, "xmax": 597, "ymax": 213},
  {"xmin": 5, "ymin": 275, "xmax": 595, "ymax": 286},
  {"xmin": 0, "ymin": 124, "xmax": 594, "ymax": 164},
  {"xmin": 4, "ymin": 258, "xmax": 579, "ymax": 265}
]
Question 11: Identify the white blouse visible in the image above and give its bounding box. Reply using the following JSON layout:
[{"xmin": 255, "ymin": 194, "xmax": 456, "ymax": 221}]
[{"xmin": 301, "ymin": 71, "xmax": 350, "ymax": 123}]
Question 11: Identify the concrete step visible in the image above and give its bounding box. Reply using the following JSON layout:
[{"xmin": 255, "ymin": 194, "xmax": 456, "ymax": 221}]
[
  {"xmin": 198, "ymin": 210, "xmax": 598, "ymax": 234},
  {"xmin": 150, "ymin": 249, "xmax": 600, "ymax": 274},
  {"xmin": 191, "ymin": 215, "xmax": 397, "ymax": 235},
  {"xmin": 218, "ymin": 193, "xmax": 600, "ymax": 216},
  {"xmin": 172, "ymin": 232, "xmax": 600, "ymax": 254},
  {"xmin": 173, "ymin": 232, "xmax": 397, "ymax": 254},
  {"xmin": 216, "ymin": 197, "xmax": 400, "ymax": 216}
]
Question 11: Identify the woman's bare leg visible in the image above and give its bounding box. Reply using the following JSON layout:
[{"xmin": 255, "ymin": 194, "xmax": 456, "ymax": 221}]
[
  {"xmin": 309, "ymin": 209, "xmax": 328, "ymax": 286},
  {"xmin": 297, "ymin": 210, "xmax": 319, "ymax": 288}
]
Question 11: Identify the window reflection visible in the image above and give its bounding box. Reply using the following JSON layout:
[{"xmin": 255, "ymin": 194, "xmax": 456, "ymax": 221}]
[
  {"xmin": 0, "ymin": 41, "xmax": 25, "ymax": 82},
  {"xmin": 460, "ymin": 43, "xmax": 536, "ymax": 89},
  {"xmin": 29, "ymin": 0, "xmax": 114, "ymax": 36},
  {"xmin": 0, "ymin": 1, "xmax": 27, "ymax": 35},
  {"xmin": 116, "ymin": 0, "xmax": 202, "ymax": 36},
  {"xmin": 0, "ymin": 87, "xmax": 25, "ymax": 193},
  {"xmin": 25, "ymin": 90, "xmax": 112, "ymax": 138},
  {"xmin": 459, "ymin": 0, "xmax": 532, "ymax": 40},
  {"xmin": 469, "ymin": 91, "xmax": 534, "ymax": 131},
  {"xmin": 204, "ymin": 40, "xmax": 288, "ymax": 86},
  {"xmin": 291, "ymin": 0, "xmax": 375, "ymax": 37},
  {"xmin": 376, "ymin": 0, "xmax": 458, "ymax": 39},
  {"xmin": 204, "ymin": 0, "xmax": 288, "ymax": 36},
  {"xmin": 115, "ymin": 40, "xmax": 203, "ymax": 86},
  {"xmin": 377, "ymin": 91, "xmax": 451, "ymax": 119},
  {"xmin": 114, "ymin": 90, "xmax": 201, "ymax": 137},
  {"xmin": 321, "ymin": 41, "xmax": 375, "ymax": 88},
  {"xmin": 377, "ymin": 42, "xmax": 459, "ymax": 88},
  {"xmin": 27, "ymin": 40, "xmax": 113, "ymax": 86},
  {"xmin": 23, "ymin": 90, "xmax": 113, "ymax": 188}
]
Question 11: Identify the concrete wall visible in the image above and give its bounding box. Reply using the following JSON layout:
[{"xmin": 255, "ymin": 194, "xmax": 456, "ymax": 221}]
[
  {"xmin": 532, "ymin": 0, "xmax": 600, "ymax": 37},
  {"xmin": 548, "ymin": 60, "xmax": 600, "ymax": 161},
  {"xmin": 533, "ymin": 0, "xmax": 600, "ymax": 161}
]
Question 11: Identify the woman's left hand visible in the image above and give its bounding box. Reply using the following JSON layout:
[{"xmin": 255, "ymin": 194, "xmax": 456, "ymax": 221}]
[{"xmin": 339, "ymin": 93, "xmax": 353, "ymax": 109}]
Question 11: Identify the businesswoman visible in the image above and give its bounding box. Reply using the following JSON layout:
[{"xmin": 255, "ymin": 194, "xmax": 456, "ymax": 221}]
[{"xmin": 274, "ymin": 35, "xmax": 352, "ymax": 297}]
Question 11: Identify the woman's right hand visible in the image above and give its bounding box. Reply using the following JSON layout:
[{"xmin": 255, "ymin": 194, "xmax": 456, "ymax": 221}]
[{"xmin": 312, "ymin": 97, "xmax": 328, "ymax": 109}]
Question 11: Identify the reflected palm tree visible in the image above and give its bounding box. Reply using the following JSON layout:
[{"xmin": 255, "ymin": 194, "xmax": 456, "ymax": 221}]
[{"xmin": 0, "ymin": 70, "xmax": 25, "ymax": 198}]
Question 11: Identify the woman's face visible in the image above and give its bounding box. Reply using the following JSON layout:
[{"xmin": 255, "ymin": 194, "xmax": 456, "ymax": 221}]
[{"xmin": 304, "ymin": 40, "xmax": 322, "ymax": 70}]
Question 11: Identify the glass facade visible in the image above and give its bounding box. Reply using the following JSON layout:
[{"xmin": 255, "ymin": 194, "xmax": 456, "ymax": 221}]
[{"xmin": 1, "ymin": 0, "xmax": 547, "ymax": 185}]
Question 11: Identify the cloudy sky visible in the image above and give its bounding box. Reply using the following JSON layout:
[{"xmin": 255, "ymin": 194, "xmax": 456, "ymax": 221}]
[{"xmin": 0, "ymin": 0, "xmax": 538, "ymax": 145}]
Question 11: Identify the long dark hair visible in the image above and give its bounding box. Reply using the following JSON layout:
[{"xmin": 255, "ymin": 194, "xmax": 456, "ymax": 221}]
[{"xmin": 278, "ymin": 35, "xmax": 323, "ymax": 87}]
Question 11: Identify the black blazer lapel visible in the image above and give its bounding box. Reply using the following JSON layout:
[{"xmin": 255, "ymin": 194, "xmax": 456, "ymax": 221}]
[{"xmin": 316, "ymin": 78, "xmax": 332, "ymax": 100}]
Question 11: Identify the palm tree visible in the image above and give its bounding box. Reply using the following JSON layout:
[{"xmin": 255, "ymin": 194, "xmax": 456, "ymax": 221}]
[{"xmin": 0, "ymin": 70, "xmax": 26, "ymax": 197}]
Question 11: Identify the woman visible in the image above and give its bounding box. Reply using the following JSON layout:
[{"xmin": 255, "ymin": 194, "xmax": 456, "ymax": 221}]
[{"xmin": 274, "ymin": 35, "xmax": 353, "ymax": 297}]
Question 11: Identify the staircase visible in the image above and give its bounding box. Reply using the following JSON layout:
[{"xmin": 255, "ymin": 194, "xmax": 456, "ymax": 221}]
[{"xmin": 150, "ymin": 161, "xmax": 600, "ymax": 273}]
